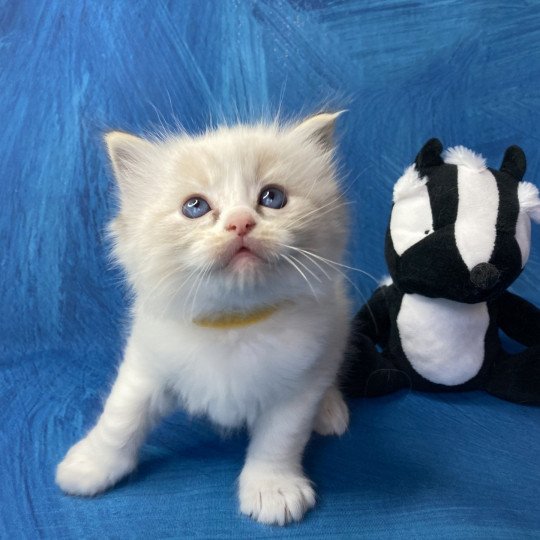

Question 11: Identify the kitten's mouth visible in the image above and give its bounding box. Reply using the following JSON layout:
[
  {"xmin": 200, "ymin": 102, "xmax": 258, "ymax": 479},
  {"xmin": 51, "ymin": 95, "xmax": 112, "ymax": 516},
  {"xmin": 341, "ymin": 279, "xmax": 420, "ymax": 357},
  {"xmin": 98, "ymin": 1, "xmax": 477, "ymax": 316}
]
[
  {"xmin": 231, "ymin": 246, "xmax": 258, "ymax": 262},
  {"xmin": 225, "ymin": 243, "xmax": 263, "ymax": 269}
]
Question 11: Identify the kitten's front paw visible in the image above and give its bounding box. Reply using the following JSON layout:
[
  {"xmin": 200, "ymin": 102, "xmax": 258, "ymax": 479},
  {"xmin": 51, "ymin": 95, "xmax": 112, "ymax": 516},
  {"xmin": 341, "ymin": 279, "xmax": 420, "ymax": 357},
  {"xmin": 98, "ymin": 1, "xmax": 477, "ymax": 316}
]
[
  {"xmin": 313, "ymin": 386, "xmax": 349, "ymax": 436},
  {"xmin": 56, "ymin": 437, "xmax": 136, "ymax": 496},
  {"xmin": 239, "ymin": 466, "xmax": 316, "ymax": 525}
]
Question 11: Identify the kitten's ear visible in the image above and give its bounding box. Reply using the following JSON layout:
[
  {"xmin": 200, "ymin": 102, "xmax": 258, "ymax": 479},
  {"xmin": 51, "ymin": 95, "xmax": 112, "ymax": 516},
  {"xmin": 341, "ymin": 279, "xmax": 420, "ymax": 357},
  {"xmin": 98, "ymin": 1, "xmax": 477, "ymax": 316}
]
[
  {"xmin": 105, "ymin": 131, "xmax": 156, "ymax": 197},
  {"xmin": 292, "ymin": 111, "xmax": 345, "ymax": 149}
]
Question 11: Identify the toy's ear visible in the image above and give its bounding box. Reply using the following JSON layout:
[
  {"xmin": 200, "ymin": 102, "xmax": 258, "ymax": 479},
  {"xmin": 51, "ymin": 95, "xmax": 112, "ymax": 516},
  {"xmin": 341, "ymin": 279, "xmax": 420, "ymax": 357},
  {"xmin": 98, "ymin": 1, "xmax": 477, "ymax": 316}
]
[
  {"xmin": 415, "ymin": 138, "xmax": 444, "ymax": 169},
  {"xmin": 500, "ymin": 145, "xmax": 526, "ymax": 181},
  {"xmin": 292, "ymin": 111, "xmax": 345, "ymax": 149},
  {"xmin": 518, "ymin": 181, "xmax": 540, "ymax": 223}
]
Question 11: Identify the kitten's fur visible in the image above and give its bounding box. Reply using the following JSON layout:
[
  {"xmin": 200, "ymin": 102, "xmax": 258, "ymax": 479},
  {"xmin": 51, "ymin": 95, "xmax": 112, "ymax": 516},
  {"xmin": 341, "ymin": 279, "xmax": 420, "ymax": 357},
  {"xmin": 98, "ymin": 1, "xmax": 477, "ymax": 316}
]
[{"xmin": 56, "ymin": 113, "xmax": 351, "ymax": 525}]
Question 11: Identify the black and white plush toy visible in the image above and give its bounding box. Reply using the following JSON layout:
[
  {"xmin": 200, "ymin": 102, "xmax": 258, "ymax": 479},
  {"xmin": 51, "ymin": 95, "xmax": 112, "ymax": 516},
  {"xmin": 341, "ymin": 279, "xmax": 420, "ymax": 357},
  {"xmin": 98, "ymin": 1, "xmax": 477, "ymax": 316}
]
[{"xmin": 344, "ymin": 139, "xmax": 540, "ymax": 404}]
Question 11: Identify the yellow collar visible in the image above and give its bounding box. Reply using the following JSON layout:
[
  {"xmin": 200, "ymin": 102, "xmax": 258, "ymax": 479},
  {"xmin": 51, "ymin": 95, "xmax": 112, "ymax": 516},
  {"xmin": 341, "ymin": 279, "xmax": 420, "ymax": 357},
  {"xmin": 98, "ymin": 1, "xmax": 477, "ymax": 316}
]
[{"xmin": 193, "ymin": 304, "xmax": 280, "ymax": 329}]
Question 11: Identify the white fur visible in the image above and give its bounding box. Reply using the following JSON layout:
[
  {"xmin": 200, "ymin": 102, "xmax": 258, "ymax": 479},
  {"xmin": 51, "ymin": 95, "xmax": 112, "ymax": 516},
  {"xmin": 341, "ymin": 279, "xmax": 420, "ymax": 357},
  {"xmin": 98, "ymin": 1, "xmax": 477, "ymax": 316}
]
[
  {"xmin": 391, "ymin": 166, "xmax": 433, "ymax": 256},
  {"xmin": 515, "ymin": 181, "xmax": 540, "ymax": 266},
  {"xmin": 392, "ymin": 165, "xmax": 427, "ymax": 203},
  {"xmin": 397, "ymin": 294, "xmax": 488, "ymax": 385},
  {"xmin": 515, "ymin": 210, "xmax": 532, "ymax": 267},
  {"xmin": 378, "ymin": 275, "xmax": 393, "ymax": 287},
  {"xmin": 518, "ymin": 181, "xmax": 540, "ymax": 223},
  {"xmin": 454, "ymin": 167, "xmax": 499, "ymax": 270},
  {"xmin": 56, "ymin": 115, "xmax": 351, "ymax": 525},
  {"xmin": 443, "ymin": 145, "xmax": 487, "ymax": 171},
  {"xmin": 313, "ymin": 385, "xmax": 349, "ymax": 436}
]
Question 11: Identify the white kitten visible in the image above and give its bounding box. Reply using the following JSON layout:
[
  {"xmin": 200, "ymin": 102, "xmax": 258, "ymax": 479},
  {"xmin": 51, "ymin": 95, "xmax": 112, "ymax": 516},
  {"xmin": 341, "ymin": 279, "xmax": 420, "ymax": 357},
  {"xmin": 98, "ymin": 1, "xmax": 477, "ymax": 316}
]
[{"xmin": 56, "ymin": 113, "xmax": 351, "ymax": 525}]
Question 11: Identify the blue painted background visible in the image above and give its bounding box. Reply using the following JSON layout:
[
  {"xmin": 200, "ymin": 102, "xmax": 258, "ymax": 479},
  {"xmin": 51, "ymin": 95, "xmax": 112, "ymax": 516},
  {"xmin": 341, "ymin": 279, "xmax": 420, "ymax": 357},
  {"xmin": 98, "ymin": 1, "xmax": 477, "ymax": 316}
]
[{"xmin": 1, "ymin": 1, "xmax": 540, "ymax": 538}]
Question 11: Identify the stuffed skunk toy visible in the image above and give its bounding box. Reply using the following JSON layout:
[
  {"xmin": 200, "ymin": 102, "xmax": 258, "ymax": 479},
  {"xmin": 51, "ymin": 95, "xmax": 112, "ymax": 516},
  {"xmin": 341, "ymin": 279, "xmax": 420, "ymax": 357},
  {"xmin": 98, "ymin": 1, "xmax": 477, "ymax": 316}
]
[{"xmin": 344, "ymin": 139, "xmax": 540, "ymax": 404}]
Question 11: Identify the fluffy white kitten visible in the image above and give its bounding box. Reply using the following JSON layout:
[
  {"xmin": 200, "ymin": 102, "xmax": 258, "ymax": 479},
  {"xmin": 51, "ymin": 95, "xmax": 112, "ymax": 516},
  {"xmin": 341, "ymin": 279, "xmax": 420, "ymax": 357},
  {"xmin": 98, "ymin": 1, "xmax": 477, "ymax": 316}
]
[{"xmin": 56, "ymin": 113, "xmax": 351, "ymax": 525}]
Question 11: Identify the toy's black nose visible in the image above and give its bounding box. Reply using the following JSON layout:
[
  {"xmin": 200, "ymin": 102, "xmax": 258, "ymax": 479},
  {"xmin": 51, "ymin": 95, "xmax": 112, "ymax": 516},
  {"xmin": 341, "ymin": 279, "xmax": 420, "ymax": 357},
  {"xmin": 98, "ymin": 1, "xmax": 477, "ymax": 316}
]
[{"xmin": 470, "ymin": 263, "xmax": 500, "ymax": 290}]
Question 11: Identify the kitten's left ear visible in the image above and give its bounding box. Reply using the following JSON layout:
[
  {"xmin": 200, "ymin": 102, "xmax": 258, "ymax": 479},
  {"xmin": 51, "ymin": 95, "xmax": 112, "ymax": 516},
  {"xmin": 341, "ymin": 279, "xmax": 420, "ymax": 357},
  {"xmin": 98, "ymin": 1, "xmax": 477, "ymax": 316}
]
[
  {"xmin": 292, "ymin": 111, "xmax": 345, "ymax": 149},
  {"xmin": 105, "ymin": 131, "xmax": 157, "ymax": 200}
]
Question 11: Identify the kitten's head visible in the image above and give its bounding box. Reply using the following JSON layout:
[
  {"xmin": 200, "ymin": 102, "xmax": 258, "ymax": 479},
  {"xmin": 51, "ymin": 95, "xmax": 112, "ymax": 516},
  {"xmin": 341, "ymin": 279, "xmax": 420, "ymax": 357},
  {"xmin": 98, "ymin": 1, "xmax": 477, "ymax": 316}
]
[{"xmin": 106, "ymin": 113, "xmax": 348, "ymax": 318}]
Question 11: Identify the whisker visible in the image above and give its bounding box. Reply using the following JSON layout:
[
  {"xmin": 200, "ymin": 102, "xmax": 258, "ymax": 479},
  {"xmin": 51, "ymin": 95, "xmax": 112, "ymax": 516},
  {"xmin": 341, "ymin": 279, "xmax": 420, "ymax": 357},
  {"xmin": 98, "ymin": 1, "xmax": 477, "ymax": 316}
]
[
  {"xmin": 282, "ymin": 245, "xmax": 379, "ymax": 284},
  {"xmin": 157, "ymin": 264, "xmax": 201, "ymax": 320},
  {"xmin": 338, "ymin": 165, "xmax": 371, "ymax": 198},
  {"xmin": 280, "ymin": 254, "xmax": 319, "ymax": 300},
  {"xmin": 287, "ymin": 199, "xmax": 355, "ymax": 229},
  {"xmin": 138, "ymin": 263, "xmax": 190, "ymax": 314},
  {"xmin": 181, "ymin": 264, "xmax": 209, "ymax": 319},
  {"xmin": 289, "ymin": 202, "xmax": 356, "ymax": 230},
  {"xmin": 286, "ymin": 194, "xmax": 347, "ymax": 227},
  {"xmin": 289, "ymin": 250, "xmax": 332, "ymax": 280},
  {"xmin": 145, "ymin": 263, "xmax": 188, "ymax": 298},
  {"xmin": 189, "ymin": 263, "xmax": 212, "ymax": 319},
  {"xmin": 296, "ymin": 250, "xmax": 373, "ymax": 314},
  {"xmin": 287, "ymin": 253, "xmax": 322, "ymax": 283},
  {"xmin": 288, "ymin": 247, "xmax": 379, "ymax": 333},
  {"xmin": 288, "ymin": 201, "xmax": 356, "ymax": 230}
]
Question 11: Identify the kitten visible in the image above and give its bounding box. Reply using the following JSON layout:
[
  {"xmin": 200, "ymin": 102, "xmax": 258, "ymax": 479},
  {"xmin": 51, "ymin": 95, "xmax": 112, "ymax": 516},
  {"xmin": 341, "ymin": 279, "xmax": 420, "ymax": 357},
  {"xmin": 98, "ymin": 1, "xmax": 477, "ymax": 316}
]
[{"xmin": 56, "ymin": 113, "xmax": 351, "ymax": 525}]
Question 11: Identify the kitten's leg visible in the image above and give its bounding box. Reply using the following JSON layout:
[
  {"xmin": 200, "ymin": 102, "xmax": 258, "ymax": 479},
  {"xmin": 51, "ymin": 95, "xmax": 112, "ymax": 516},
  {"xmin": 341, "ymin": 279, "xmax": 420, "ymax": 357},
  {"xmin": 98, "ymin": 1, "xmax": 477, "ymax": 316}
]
[
  {"xmin": 313, "ymin": 385, "xmax": 349, "ymax": 436},
  {"xmin": 239, "ymin": 385, "xmax": 325, "ymax": 525},
  {"xmin": 56, "ymin": 349, "xmax": 169, "ymax": 496}
]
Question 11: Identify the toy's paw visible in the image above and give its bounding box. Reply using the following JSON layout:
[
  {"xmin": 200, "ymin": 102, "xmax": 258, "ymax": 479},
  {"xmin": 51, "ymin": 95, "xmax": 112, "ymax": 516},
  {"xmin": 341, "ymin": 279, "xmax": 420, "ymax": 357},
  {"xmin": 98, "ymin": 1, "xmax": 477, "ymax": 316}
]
[
  {"xmin": 56, "ymin": 437, "xmax": 136, "ymax": 496},
  {"xmin": 313, "ymin": 386, "xmax": 349, "ymax": 436},
  {"xmin": 239, "ymin": 465, "xmax": 316, "ymax": 525}
]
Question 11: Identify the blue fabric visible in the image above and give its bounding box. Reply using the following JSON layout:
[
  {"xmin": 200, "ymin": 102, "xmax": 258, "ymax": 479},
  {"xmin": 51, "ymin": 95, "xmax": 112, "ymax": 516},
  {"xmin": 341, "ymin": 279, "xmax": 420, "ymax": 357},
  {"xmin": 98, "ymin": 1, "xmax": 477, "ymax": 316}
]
[{"xmin": 1, "ymin": 1, "xmax": 540, "ymax": 537}]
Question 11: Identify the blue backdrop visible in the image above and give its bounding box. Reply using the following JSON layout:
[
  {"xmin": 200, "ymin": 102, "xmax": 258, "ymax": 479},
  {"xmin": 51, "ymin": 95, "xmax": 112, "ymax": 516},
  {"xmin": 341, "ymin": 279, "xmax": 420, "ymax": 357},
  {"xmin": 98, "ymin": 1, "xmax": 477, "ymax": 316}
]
[{"xmin": 1, "ymin": 1, "xmax": 540, "ymax": 538}]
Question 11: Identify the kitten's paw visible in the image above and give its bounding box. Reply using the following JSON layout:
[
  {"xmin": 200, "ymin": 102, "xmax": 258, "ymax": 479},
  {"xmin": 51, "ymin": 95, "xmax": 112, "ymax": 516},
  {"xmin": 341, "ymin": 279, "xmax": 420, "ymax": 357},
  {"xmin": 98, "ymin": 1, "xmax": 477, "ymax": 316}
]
[
  {"xmin": 239, "ymin": 466, "xmax": 316, "ymax": 525},
  {"xmin": 56, "ymin": 437, "xmax": 136, "ymax": 496},
  {"xmin": 313, "ymin": 386, "xmax": 349, "ymax": 436}
]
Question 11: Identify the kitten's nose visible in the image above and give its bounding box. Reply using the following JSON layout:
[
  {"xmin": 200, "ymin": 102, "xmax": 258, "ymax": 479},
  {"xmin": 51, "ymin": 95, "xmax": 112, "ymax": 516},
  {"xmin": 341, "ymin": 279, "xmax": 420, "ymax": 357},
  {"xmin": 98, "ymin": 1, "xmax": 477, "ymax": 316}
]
[{"xmin": 224, "ymin": 210, "xmax": 256, "ymax": 237}]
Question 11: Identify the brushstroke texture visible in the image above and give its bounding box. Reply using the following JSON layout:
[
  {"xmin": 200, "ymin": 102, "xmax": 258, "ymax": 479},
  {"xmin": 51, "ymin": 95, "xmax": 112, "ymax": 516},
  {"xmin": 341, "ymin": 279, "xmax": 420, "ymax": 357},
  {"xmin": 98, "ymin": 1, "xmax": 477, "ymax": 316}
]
[{"xmin": 1, "ymin": 0, "xmax": 539, "ymax": 537}]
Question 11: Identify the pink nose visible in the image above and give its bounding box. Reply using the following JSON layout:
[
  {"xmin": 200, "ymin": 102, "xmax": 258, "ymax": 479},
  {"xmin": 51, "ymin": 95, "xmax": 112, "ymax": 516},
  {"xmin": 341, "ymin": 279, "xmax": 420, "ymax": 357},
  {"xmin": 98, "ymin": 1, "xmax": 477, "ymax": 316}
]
[{"xmin": 225, "ymin": 211, "xmax": 256, "ymax": 236}]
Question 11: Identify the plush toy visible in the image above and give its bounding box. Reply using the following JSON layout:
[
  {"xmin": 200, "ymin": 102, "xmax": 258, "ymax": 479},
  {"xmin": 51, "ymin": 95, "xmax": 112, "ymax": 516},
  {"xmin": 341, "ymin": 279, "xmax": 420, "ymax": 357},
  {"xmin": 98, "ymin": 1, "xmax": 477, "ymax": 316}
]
[{"xmin": 344, "ymin": 139, "xmax": 540, "ymax": 404}]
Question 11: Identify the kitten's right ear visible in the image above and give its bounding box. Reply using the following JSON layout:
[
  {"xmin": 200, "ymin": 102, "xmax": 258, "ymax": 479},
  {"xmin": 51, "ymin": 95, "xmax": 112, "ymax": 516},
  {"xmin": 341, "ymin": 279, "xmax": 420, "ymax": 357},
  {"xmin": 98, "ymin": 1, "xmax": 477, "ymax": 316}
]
[
  {"xmin": 292, "ymin": 111, "xmax": 345, "ymax": 149},
  {"xmin": 105, "ymin": 131, "xmax": 156, "ymax": 196}
]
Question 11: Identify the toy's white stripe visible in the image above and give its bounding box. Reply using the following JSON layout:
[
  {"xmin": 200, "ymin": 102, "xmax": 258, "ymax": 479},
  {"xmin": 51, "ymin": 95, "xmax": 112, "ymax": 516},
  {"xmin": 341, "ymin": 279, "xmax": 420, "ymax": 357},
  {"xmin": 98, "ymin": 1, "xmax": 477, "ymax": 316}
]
[
  {"xmin": 516, "ymin": 181, "xmax": 539, "ymax": 266},
  {"xmin": 398, "ymin": 294, "xmax": 488, "ymax": 385},
  {"xmin": 390, "ymin": 181, "xmax": 433, "ymax": 256},
  {"xmin": 455, "ymin": 167, "xmax": 499, "ymax": 270},
  {"xmin": 515, "ymin": 210, "xmax": 531, "ymax": 267}
]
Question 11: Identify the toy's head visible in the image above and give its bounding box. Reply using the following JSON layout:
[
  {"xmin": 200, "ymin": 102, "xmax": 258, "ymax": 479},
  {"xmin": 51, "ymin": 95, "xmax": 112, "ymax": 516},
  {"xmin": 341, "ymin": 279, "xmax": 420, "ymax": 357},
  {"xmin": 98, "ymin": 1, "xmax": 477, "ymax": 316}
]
[{"xmin": 385, "ymin": 139, "xmax": 540, "ymax": 303}]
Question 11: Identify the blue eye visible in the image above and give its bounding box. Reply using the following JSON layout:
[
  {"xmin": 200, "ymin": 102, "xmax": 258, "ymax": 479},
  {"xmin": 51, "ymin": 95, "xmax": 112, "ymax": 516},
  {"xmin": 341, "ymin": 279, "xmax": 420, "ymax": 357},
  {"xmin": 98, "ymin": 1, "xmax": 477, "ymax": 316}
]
[
  {"xmin": 258, "ymin": 186, "xmax": 287, "ymax": 209},
  {"xmin": 182, "ymin": 197, "xmax": 211, "ymax": 219}
]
